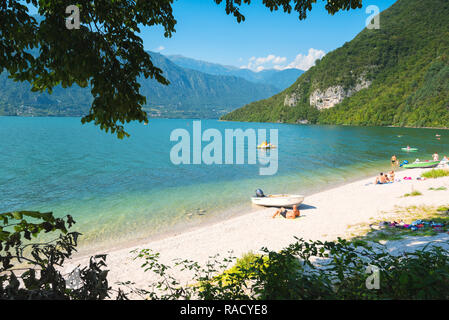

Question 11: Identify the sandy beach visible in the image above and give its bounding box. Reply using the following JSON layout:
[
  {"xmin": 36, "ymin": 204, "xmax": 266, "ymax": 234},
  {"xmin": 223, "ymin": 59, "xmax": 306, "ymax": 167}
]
[{"xmin": 64, "ymin": 167, "xmax": 449, "ymax": 294}]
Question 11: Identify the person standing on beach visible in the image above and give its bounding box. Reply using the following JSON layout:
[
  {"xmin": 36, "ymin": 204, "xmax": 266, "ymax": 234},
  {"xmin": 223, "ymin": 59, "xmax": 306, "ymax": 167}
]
[
  {"xmin": 432, "ymin": 152, "xmax": 439, "ymax": 161},
  {"xmin": 391, "ymin": 155, "xmax": 399, "ymax": 167}
]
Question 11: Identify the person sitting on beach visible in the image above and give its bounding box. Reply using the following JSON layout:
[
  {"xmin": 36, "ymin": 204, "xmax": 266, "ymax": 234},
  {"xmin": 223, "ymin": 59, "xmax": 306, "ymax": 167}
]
[
  {"xmin": 389, "ymin": 170, "xmax": 395, "ymax": 182},
  {"xmin": 440, "ymin": 156, "xmax": 449, "ymax": 167},
  {"xmin": 375, "ymin": 173, "xmax": 388, "ymax": 184},
  {"xmin": 433, "ymin": 152, "xmax": 439, "ymax": 162},
  {"xmin": 272, "ymin": 207, "xmax": 296, "ymax": 219}
]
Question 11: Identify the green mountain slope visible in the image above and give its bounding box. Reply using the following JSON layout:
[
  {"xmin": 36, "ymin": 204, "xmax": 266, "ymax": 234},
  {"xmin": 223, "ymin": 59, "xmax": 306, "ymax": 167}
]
[
  {"xmin": 0, "ymin": 52, "xmax": 279, "ymax": 119},
  {"xmin": 222, "ymin": 0, "xmax": 449, "ymax": 128}
]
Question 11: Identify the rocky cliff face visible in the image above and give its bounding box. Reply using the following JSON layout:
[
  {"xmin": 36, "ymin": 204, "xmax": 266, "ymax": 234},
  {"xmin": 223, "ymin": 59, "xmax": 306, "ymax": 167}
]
[
  {"xmin": 283, "ymin": 77, "xmax": 371, "ymax": 109},
  {"xmin": 283, "ymin": 84, "xmax": 301, "ymax": 107},
  {"xmin": 309, "ymin": 78, "xmax": 371, "ymax": 110}
]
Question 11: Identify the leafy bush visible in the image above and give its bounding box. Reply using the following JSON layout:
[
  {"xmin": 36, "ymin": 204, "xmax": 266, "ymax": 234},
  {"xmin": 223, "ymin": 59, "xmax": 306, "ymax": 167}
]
[
  {"xmin": 133, "ymin": 238, "xmax": 449, "ymax": 300},
  {"xmin": 0, "ymin": 211, "xmax": 124, "ymax": 300},
  {"xmin": 3, "ymin": 211, "xmax": 447, "ymax": 300}
]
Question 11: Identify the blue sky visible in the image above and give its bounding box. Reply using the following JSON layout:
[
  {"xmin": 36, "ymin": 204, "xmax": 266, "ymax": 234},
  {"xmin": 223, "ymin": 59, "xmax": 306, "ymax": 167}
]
[
  {"xmin": 141, "ymin": 0, "xmax": 397, "ymax": 70},
  {"xmin": 25, "ymin": 0, "xmax": 398, "ymax": 71}
]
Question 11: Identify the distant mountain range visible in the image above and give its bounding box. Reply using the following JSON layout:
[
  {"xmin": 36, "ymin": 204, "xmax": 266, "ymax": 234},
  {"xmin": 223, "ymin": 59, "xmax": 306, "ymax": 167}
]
[
  {"xmin": 167, "ymin": 55, "xmax": 304, "ymax": 90},
  {"xmin": 222, "ymin": 0, "xmax": 449, "ymax": 128},
  {"xmin": 0, "ymin": 50, "xmax": 302, "ymax": 119}
]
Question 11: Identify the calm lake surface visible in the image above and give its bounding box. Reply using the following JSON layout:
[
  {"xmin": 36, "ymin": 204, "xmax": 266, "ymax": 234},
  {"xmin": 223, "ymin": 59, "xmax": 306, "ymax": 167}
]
[{"xmin": 1, "ymin": 117, "xmax": 447, "ymax": 251}]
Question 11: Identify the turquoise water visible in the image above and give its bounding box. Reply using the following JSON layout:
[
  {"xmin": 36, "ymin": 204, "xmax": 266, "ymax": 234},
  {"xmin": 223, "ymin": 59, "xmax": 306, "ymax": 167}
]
[{"xmin": 1, "ymin": 117, "xmax": 447, "ymax": 250}]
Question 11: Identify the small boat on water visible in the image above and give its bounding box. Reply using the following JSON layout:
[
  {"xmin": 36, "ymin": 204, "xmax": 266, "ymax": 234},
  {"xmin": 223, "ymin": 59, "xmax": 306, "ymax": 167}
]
[
  {"xmin": 257, "ymin": 141, "xmax": 276, "ymax": 149},
  {"xmin": 251, "ymin": 189, "xmax": 304, "ymax": 207},
  {"xmin": 401, "ymin": 147, "xmax": 418, "ymax": 152},
  {"xmin": 251, "ymin": 195, "xmax": 305, "ymax": 207},
  {"xmin": 402, "ymin": 161, "xmax": 440, "ymax": 169}
]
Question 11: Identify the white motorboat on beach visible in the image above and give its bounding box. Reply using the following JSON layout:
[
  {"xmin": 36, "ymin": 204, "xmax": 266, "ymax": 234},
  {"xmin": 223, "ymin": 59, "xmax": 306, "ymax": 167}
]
[{"xmin": 251, "ymin": 194, "xmax": 305, "ymax": 207}]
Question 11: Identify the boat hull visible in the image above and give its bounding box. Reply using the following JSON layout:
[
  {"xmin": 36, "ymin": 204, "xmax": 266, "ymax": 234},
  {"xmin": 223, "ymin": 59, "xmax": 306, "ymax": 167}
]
[
  {"xmin": 251, "ymin": 195, "xmax": 305, "ymax": 207},
  {"xmin": 402, "ymin": 161, "xmax": 440, "ymax": 169}
]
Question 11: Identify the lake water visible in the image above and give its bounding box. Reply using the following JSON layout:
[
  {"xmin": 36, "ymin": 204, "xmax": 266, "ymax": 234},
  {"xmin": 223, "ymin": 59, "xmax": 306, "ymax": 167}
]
[{"xmin": 1, "ymin": 117, "xmax": 447, "ymax": 251}]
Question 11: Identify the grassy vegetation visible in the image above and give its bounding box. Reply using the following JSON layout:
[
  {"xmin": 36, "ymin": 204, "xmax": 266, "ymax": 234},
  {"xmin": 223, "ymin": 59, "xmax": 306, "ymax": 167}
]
[
  {"xmin": 429, "ymin": 186, "xmax": 448, "ymax": 191},
  {"xmin": 422, "ymin": 169, "xmax": 449, "ymax": 179},
  {"xmin": 350, "ymin": 205, "xmax": 449, "ymax": 243},
  {"xmin": 403, "ymin": 190, "xmax": 423, "ymax": 197}
]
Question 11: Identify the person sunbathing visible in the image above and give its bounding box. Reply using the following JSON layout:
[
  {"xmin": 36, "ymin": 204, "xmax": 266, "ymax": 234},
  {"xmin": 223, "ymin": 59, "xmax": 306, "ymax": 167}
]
[
  {"xmin": 375, "ymin": 173, "xmax": 388, "ymax": 184},
  {"xmin": 292, "ymin": 205, "xmax": 300, "ymax": 217},
  {"xmin": 272, "ymin": 207, "xmax": 296, "ymax": 219}
]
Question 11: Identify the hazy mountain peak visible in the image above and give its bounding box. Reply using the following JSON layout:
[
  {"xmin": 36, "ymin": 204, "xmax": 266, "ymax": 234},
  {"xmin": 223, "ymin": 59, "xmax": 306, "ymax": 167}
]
[{"xmin": 166, "ymin": 55, "xmax": 304, "ymax": 90}]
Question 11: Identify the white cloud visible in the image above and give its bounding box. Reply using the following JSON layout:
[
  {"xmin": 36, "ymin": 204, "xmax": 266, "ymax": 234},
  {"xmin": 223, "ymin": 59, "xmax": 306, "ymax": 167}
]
[
  {"xmin": 285, "ymin": 48, "xmax": 326, "ymax": 70},
  {"xmin": 241, "ymin": 54, "xmax": 288, "ymax": 72},
  {"xmin": 240, "ymin": 48, "xmax": 326, "ymax": 72},
  {"xmin": 154, "ymin": 45, "xmax": 165, "ymax": 52}
]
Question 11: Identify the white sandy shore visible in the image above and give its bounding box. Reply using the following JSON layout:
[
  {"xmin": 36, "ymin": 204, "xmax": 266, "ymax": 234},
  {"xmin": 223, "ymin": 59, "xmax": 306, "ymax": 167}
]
[{"xmin": 64, "ymin": 167, "xmax": 449, "ymax": 294}]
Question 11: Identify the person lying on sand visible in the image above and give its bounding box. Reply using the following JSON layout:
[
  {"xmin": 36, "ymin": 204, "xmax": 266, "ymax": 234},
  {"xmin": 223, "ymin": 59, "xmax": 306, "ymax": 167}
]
[
  {"xmin": 272, "ymin": 207, "xmax": 296, "ymax": 219},
  {"xmin": 375, "ymin": 173, "xmax": 388, "ymax": 184},
  {"xmin": 292, "ymin": 205, "xmax": 300, "ymax": 217}
]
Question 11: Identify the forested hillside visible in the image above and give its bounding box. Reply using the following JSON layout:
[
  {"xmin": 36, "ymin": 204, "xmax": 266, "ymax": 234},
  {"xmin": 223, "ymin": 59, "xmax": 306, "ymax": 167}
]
[
  {"xmin": 0, "ymin": 52, "xmax": 279, "ymax": 119},
  {"xmin": 222, "ymin": 0, "xmax": 449, "ymax": 128}
]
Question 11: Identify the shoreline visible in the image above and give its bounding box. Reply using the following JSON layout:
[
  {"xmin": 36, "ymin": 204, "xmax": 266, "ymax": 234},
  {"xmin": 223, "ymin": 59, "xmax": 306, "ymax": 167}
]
[
  {"xmin": 219, "ymin": 118, "xmax": 449, "ymax": 131},
  {"xmin": 64, "ymin": 167, "xmax": 449, "ymax": 292},
  {"xmin": 3, "ymin": 116, "xmax": 448, "ymax": 131},
  {"xmin": 72, "ymin": 161, "xmax": 393, "ymax": 257}
]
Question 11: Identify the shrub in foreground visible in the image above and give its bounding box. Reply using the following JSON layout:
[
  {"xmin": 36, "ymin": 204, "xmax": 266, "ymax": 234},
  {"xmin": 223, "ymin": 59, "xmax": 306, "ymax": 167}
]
[
  {"xmin": 2, "ymin": 211, "xmax": 448, "ymax": 300},
  {"xmin": 132, "ymin": 238, "xmax": 449, "ymax": 300},
  {"xmin": 0, "ymin": 211, "xmax": 125, "ymax": 300}
]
